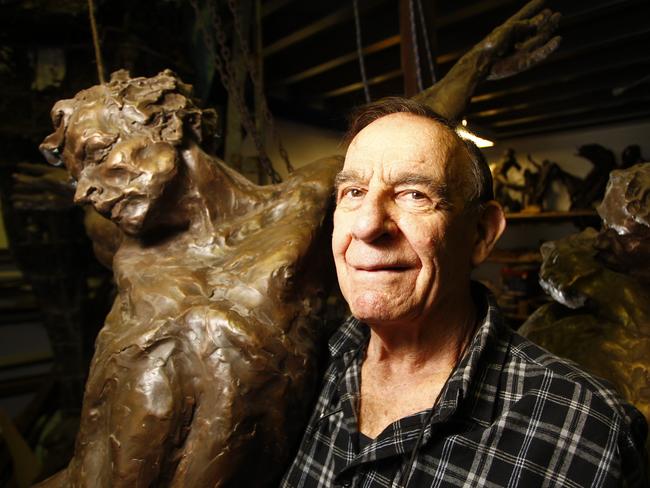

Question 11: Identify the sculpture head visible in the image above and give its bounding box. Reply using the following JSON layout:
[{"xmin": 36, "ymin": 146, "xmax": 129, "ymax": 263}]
[
  {"xmin": 539, "ymin": 163, "xmax": 650, "ymax": 305},
  {"xmin": 40, "ymin": 69, "xmax": 217, "ymax": 236},
  {"xmin": 538, "ymin": 228, "xmax": 601, "ymax": 309},
  {"xmin": 595, "ymin": 162, "xmax": 650, "ymax": 281}
]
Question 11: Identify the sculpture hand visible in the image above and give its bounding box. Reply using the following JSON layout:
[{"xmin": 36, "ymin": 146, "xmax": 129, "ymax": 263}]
[
  {"xmin": 485, "ymin": 0, "xmax": 561, "ymax": 80},
  {"xmin": 414, "ymin": 0, "xmax": 561, "ymax": 121}
]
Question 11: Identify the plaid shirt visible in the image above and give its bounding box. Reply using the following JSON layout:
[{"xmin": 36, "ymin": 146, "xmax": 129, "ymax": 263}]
[{"xmin": 281, "ymin": 288, "xmax": 648, "ymax": 487}]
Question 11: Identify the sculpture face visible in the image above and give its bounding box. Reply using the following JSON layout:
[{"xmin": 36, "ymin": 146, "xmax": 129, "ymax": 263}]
[
  {"xmin": 332, "ymin": 113, "xmax": 477, "ymax": 326},
  {"xmin": 40, "ymin": 82, "xmax": 182, "ymax": 237},
  {"xmin": 71, "ymin": 135, "xmax": 178, "ymax": 236}
]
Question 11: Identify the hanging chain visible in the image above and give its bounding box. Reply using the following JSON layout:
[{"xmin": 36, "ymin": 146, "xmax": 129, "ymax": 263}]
[
  {"xmin": 408, "ymin": 0, "xmax": 423, "ymax": 92},
  {"xmin": 353, "ymin": 0, "xmax": 371, "ymax": 103},
  {"xmin": 87, "ymin": 0, "xmax": 105, "ymax": 84},
  {"xmin": 226, "ymin": 0, "xmax": 294, "ymax": 174},
  {"xmin": 190, "ymin": 0, "xmax": 281, "ymax": 183},
  {"xmin": 415, "ymin": 0, "xmax": 436, "ymax": 85}
]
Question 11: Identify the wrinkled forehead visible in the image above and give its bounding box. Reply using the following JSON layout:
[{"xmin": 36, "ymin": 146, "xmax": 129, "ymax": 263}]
[{"xmin": 344, "ymin": 113, "xmax": 469, "ymax": 183}]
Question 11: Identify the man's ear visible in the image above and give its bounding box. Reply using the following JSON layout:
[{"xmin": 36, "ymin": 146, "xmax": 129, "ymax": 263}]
[{"xmin": 472, "ymin": 201, "xmax": 506, "ymax": 267}]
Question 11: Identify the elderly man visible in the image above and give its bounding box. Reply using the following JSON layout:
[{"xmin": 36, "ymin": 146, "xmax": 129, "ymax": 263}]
[{"xmin": 281, "ymin": 98, "xmax": 648, "ymax": 487}]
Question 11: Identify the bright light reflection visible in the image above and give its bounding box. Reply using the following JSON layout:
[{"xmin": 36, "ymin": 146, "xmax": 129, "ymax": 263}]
[{"xmin": 456, "ymin": 126, "xmax": 494, "ymax": 148}]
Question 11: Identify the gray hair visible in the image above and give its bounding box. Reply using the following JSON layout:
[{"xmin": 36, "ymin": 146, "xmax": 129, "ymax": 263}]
[{"xmin": 344, "ymin": 97, "xmax": 493, "ymax": 208}]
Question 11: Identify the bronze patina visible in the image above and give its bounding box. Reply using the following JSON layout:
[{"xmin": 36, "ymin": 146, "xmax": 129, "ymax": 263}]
[{"xmin": 520, "ymin": 163, "xmax": 650, "ymax": 452}]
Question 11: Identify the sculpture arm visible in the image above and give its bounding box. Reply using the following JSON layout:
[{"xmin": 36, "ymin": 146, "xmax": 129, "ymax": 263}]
[
  {"xmin": 83, "ymin": 207, "xmax": 122, "ymax": 270},
  {"xmin": 11, "ymin": 163, "xmax": 122, "ymax": 269},
  {"xmin": 413, "ymin": 0, "xmax": 561, "ymax": 121}
]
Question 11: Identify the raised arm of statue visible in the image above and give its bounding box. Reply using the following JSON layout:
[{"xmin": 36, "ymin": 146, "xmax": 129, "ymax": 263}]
[{"xmin": 414, "ymin": 0, "xmax": 561, "ymax": 121}]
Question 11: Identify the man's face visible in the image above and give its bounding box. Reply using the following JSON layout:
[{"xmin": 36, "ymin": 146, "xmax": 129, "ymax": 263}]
[{"xmin": 332, "ymin": 113, "xmax": 478, "ymax": 326}]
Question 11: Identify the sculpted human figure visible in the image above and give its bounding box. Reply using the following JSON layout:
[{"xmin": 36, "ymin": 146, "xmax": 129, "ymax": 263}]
[
  {"xmin": 34, "ymin": 1, "xmax": 568, "ymax": 486},
  {"xmin": 520, "ymin": 162, "xmax": 650, "ymax": 454},
  {"xmin": 37, "ymin": 69, "xmax": 342, "ymax": 487}
]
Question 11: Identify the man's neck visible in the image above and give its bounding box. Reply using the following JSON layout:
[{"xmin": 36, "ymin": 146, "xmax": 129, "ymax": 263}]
[
  {"xmin": 358, "ymin": 289, "xmax": 478, "ymax": 438},
  {"xmin": 364, "ymin": 289, "xmax": 477, "ymax": 371}
]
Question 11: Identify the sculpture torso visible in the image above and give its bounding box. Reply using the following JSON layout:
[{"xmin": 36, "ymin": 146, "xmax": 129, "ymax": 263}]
[{"xmin": 52, "ymin": 142, "xmax": 343, "ymax": 487}]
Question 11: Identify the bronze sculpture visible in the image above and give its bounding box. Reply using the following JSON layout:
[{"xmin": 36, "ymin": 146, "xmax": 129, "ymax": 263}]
[
  {"xmin": 491, "ymin": 148, "xmax": 525, "ymax": 212},
  {"xmin": 37, "ymin": 69, "xmax": 342, "ymax": 487},
  {"xmin": 35, "ymin": 1, "xmax": 561, "ymax": 485},
  {"xmin": 520, "ymin": 162, "xmax": 650, "ymax": 452}
]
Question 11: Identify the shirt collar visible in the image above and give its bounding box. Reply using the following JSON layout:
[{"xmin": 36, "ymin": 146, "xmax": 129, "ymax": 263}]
[{"xmin": 431, "ymin": 283, "xmax": 505, "ymax": 423}]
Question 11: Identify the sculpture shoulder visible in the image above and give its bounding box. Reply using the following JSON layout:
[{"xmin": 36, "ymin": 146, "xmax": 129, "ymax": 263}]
[{"xmin": 290, "ymin": 156, "xmax": 344, "ymax": 187}]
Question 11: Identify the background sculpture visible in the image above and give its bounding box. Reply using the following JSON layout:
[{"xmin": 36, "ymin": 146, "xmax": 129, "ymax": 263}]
[
  {"xmin": 520, "ymin": 162, "xmax": 650, "ymax": 454},
  {"xmin": 34, "ymin": 1, "xmax": 561, "ymax": 485},
  {"xmin": 491, "ymin": 148, "xmax": 525, "ymax": 212}
]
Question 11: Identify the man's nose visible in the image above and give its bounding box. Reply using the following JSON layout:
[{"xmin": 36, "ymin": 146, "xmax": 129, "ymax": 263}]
[{"xmin": 351, "ymin": 194, "xmax": 396, "ymax": 242}]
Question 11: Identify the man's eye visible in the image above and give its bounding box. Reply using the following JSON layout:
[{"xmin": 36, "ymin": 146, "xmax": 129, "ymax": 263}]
[
  {"xmin": 400, "ymin": 190, "xmax": 427, "ymax": 201},
  {"xmin": 407, "ymin": 191, "xmax": 425, "ymax": 200},
  {"xmin": 342, "ymin": 188, "xmax": 364, "ymax": 198}
]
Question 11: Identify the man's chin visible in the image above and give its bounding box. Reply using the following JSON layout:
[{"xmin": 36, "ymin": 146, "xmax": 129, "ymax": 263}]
[{"xmin": 348, "ymin": 293, "xmax": 412, "ymax": 325}]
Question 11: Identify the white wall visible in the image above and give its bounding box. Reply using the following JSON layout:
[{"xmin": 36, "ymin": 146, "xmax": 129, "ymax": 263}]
[{"xmin": 242, "ymin": 119, "xmax": 345, "ymax": 180}]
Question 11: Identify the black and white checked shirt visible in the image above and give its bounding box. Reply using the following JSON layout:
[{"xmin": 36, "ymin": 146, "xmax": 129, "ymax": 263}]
[{"xmin": 281, "ymin": 288, "xmax": 648, "ymax": 487}]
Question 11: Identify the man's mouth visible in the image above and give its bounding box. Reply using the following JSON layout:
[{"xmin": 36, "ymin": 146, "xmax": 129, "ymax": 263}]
[{"xmin": 353, "ymin": 263, "xmax": 412, "ymax": 272}]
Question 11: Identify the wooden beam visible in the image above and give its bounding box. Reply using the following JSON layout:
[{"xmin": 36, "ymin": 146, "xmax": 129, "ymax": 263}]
[
  {"xmin": 468, "ymin": 65, "xmax": 650, "ymax": 119},
  {"xmin": 262, "ymin": 0, "xmax": 386, "ymax": 57},
  {"xmin": 491, "ymin": 95, "xmax": 650, "ymax": 128},
  {"xmin": 321, "ymin": 69, "xmax": 403, "ymax": 98},
  {"xmin": 419, "ymin": 0, "xmax": 440, "ymax": 85},
  {"xmin": 435, "ymin": 0, "xmax": 517, "ymax": 28},
  {"xmin": 495, "ymin": 110, "xmax": 650, "ymax": 139},
  {"xmin": 399, "ymin": 0, "xmax": 419, "ymax": 97},
  {"xmin": 0, "ymin": 351, "xmax": 52, "ymax": 371},
  {"xmin": 261, "ymin": 0, "xmax": 295, "ymax": 18},
  {"xmin": 280, "ymin": 35, "xmax": 400, "ymax": 86},
  {"xmin": 0, "ymin": 374, "xmax": 49, "ymax": 398}
]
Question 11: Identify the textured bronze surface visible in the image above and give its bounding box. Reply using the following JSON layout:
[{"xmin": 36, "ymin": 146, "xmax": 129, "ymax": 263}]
[
  {"xmin": 35, "ymin": 1, "xmax": 561, "ymax": 484},
  {"xmin": 520, "ymin": 163, "xmax": 650, "ymax": 447},
  {"xmin": 414, "ymin": 0, "xmax": 560, "ymax": 121},
  {"xmin": 38, "ymin": 69, "xmax": 341, "ymax": 487}
]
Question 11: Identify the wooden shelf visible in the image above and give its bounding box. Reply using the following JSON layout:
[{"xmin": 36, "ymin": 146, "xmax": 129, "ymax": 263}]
[{"xmin": 505, "ymin": 210, "xmax": 599, "ymax": 222}]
